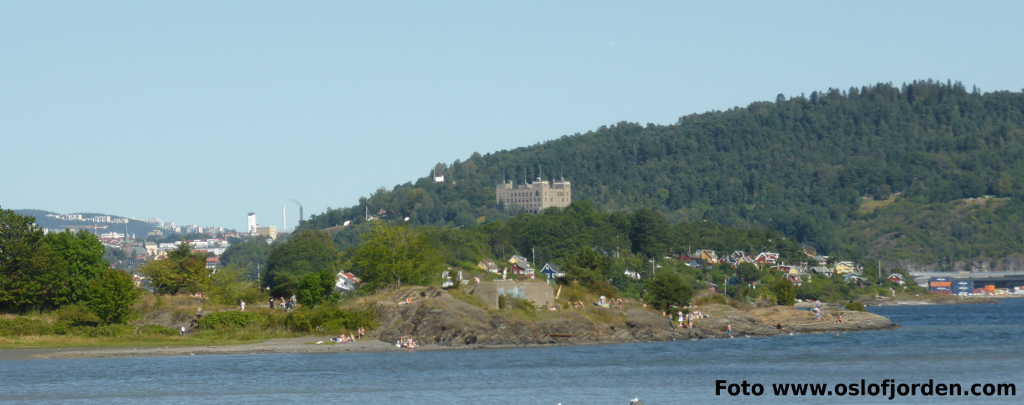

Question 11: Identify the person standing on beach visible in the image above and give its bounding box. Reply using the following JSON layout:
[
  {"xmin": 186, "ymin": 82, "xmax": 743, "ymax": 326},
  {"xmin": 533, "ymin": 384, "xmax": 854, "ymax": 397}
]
[
  {"xmin": 726, "ymin": 323, "xmax": 733, "ymax": 338},
  {"xmin": 240, "ymin": 300, "xmax": 246, "ymax": 311}
]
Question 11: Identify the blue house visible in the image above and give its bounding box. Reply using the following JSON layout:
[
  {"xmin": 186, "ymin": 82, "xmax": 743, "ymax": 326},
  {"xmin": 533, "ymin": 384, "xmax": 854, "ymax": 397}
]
[{"xmin": 541, "ymin": 263, "xmax": 565, "ymax": 280}]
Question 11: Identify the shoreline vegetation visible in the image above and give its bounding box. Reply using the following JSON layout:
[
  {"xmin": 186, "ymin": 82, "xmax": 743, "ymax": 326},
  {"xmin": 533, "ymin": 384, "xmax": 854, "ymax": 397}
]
[
  {"xmin": 8, "ymin": 289, "xmax": 1016, "ymax": 361},
  {"xmin": 3, "ymin": 286, "xmax": 897, "ymax": 361},
  {"xmin": 0, "ymin": 206, "xmax": 976, "ymax": 363}
]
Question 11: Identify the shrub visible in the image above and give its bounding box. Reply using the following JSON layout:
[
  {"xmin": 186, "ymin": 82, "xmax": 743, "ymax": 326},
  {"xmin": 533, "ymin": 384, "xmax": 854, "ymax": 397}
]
[
  {"xmin": 85, "ymin": 269, "xmax": 141, "ymax": 324},
  {"xmin": 769, "ymin": 278, "xmax": 797, "ymax": 306},
  {"xmin": 295, "ymin": 270, "xmax": 339, "ymax": 307},
  {"xmin": 207, "ymin": 265, "xmax": 266, "ymax": 306},
  {"xmin": 508, "ymin": 297, "xmax": 537, "ymax": 316},
  {"xmin": 197, "ymin": 311, "xmax": 268, "ymax": 330},
  {"xmin": 644, "ymin": 271, "xmax": 694, "ymax": 311},
  {"xmin": 0, "ymin": 317, "xmax": 54, "ymax": 336},
  {"xmin": 560, "ymin": 282, "xmax": 589, "ymax": 303},
  {"xmin": 845, "ymin": 301, "xmax": 866, "ymax": 311},
  {"xmin": 55, "ymin": 304, "xmax": 102, "ymax": 327},
  {"xmin": 587, "ymin": 281, "xmax": 619, "ymax": 301},
  {"xmin": 285, "ymin": 306, "xmax": 376, "ymax": 334}
]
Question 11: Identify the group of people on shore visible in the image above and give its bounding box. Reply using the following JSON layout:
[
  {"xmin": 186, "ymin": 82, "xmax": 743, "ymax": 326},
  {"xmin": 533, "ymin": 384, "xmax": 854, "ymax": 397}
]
[
  {"xmin": 329, "ymin": 328, "xmax": 366, "ymax": 344},
  {"xmin": 269, "ymin": 296, "xmax": 298, "ymax": 311},
  {"xmin": 812, "ymin": 302, "xmax": 824, "ymax": 320},
  {"xmin": 675, "ymin": 307, "xmax": 709, "ymax": 329},
  {"xmin": 809, "ymin": 302, "xmax": 845, "ymax": 323},
  {"xmin": 396, "ymin": 335, "xmax": 418, "ymax": 350},
  {"xmin": 331, "ymin": 334, "xmax": 355, "ymax": 343}
]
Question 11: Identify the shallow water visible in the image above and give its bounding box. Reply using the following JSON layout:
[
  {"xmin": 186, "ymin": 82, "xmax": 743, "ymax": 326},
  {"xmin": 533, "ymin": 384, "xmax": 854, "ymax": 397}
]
[{"xmin": 2, "ymin": 300, "xmax": 1022, "ymax": 404}]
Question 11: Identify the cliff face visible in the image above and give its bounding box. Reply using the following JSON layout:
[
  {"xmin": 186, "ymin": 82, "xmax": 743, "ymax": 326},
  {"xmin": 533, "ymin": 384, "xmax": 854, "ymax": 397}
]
[
  {"xmin": 366, "ymin": 287, "xmax": 895, "ymax": 346},
  {"xmin": 894, "ymin": 254, "xmax": 1024, "ymax": 273}
]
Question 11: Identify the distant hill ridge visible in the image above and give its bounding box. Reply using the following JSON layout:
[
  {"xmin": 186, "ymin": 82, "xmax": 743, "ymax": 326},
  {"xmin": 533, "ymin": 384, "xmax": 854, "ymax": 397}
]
[
  {"xmin": 13, "ymin": 209, "xmax": 157, "ymax": 237},
  {"xmin": 302, "ymin": 80, "xmax": 1024, "ymax": 270}
]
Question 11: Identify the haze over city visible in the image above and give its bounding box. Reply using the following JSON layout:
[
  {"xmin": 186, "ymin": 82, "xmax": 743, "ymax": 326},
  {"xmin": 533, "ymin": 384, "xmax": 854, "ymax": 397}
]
[{"xmin": 3, "ymin": 1, "xmax": 1022, "ymax": 229}]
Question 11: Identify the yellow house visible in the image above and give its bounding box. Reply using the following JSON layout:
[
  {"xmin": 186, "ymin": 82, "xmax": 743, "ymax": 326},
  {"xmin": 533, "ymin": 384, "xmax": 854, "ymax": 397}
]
[
  {"xmin": 697, "ymin": 249, "xmax": 719, "ymax": 264},
  {"xmin": 834, "ymin": 261, "xmax": 859, "ymax": 274}
]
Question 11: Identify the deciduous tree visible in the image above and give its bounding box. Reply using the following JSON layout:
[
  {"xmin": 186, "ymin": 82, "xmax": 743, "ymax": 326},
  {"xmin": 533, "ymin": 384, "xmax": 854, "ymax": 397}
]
[{"xmin": 351, "ymin": 224, "xmax": 443, "ymax": 291}]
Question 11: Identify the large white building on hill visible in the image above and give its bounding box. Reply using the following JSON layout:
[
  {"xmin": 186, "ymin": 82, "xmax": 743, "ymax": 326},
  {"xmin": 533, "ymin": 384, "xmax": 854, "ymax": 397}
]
[{"xmin": 496, "ymin": 177, "xmax": 572, "ymax": 213}]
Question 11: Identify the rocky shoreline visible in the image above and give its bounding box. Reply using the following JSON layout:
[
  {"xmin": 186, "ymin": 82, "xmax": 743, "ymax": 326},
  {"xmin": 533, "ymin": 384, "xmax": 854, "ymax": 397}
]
[
  {"xmin": 369, "ymin": 288, "xmax": 895, "ymax": 346},
  {"xmin": 7, "ymin": 287, "xmax": 896, "ymax": 360}
]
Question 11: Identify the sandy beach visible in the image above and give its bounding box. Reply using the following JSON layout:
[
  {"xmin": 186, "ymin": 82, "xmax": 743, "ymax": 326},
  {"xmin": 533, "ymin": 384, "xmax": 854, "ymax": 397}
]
[{"xmin": 0, "ymin": 337, "xmax": 573, "ymax": 361}]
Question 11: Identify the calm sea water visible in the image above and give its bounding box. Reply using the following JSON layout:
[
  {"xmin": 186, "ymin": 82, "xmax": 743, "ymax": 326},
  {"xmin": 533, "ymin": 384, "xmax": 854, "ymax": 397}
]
[{"xmin": 2, "ymin": 300, "xmax": 1023, "ymax": 404}]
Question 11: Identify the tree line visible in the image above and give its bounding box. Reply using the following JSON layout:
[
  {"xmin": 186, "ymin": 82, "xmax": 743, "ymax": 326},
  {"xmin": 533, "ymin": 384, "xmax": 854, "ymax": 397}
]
[
  {"xmin": 300, "ymin": 80, "xmax": 1024, "ymax": 266},
  {"xmin": 226, "ymin": 201, "xmax": 908, "ymax": 309},
  {"xmin": 0, "ymin": 208, "xmax": 138, "ymax": 324}
]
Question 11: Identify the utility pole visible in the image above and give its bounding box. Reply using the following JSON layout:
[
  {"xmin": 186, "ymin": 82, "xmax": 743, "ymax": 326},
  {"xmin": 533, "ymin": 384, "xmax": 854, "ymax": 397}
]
[{"xmin": 532, "ymin": 247, "xmax": 536, "ymax": 266}]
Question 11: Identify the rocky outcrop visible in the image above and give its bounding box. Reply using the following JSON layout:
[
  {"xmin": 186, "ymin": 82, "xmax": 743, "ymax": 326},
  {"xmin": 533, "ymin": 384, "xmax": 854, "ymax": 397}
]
[{"xmin": 367, "ymin": 287, "xmax": 896, "ymax": 347}]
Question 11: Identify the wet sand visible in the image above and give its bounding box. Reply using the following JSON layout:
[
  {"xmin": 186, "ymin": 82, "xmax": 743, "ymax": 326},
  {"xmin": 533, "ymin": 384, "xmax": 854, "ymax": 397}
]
[{"xmin": 0, "ymin": 337, "xmax": 561, "ymax": 361}]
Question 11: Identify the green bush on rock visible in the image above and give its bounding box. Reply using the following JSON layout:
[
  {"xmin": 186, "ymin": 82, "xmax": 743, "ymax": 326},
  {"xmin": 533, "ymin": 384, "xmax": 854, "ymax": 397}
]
[{"xmin": 197, "ymin": 311, "xmax": 268, "ymax": 330}]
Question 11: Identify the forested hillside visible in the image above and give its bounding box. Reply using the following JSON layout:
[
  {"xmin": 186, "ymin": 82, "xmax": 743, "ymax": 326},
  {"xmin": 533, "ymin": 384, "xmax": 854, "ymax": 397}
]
[{"xmin": 302, "ymin": 81, "xmax": 1024, "ymax": 269}]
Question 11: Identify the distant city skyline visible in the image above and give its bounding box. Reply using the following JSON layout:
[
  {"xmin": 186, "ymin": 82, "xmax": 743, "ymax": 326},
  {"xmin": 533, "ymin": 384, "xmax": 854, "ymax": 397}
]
[{"xmin": 3, "ymin": 1, "xmax": 1023, "ymax": 230}]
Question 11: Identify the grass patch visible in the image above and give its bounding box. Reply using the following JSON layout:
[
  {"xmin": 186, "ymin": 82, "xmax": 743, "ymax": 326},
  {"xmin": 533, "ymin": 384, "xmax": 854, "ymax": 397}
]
[
  {"xmin": 0, "ymin": 297, "xmax": 377, "ymax": 349},
  {"xmin": 197, "ymin": 311, "xmax": 270, "ymax": 330},
  {"xmin": 0, "ymin": 333, "xmax": 277, "ymax": 350},
  {"xmin": 856, "ymin": 193, "xmax": 900, "ymax": 216},
  {"xmin": 498, "ymin": 296, "xmax": 538, "ymax": 320},
  {"xmin": 580, "ymin": 307, "xmax": 624, "ymax": 324},
  {"xmin": 448, "ymin": 289, "xmax": 489, "ymax": 310}
]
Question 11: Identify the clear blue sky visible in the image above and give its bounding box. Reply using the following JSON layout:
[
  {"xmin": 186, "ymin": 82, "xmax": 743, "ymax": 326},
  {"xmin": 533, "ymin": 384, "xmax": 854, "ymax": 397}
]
[{"xmin": 2, "ymin": 1, "xmax": 1022, "ymax": 230}]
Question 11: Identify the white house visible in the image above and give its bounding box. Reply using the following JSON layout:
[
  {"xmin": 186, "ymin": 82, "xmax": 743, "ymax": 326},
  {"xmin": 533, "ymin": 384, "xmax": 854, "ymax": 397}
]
[{"xmin": 335, "ymin": 272, "xmax": 361, "ymax": 292}]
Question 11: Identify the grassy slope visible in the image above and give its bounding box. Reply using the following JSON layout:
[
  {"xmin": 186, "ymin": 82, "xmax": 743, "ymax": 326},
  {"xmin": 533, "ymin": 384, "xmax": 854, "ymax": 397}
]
[{"xmin": 843, "ymin": 196, "xmax": 1024, "ymax": 269}]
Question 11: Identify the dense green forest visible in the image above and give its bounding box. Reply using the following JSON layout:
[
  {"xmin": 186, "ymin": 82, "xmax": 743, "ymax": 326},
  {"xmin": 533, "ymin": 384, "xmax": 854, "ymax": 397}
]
[
  {"xmin": 252, "ymin": 202, "xmax": 908, "ymax": 306},
  {"xmin": 301, "ymin": 81, "xmax": 1024, "ymax": 268}
]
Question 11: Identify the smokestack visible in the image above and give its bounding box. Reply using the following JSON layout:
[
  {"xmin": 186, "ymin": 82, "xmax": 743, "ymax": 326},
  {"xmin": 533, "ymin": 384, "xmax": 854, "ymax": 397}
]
[{"xmin": 289, "ymin": 199, "xmax": 304, "ymax": 228}]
